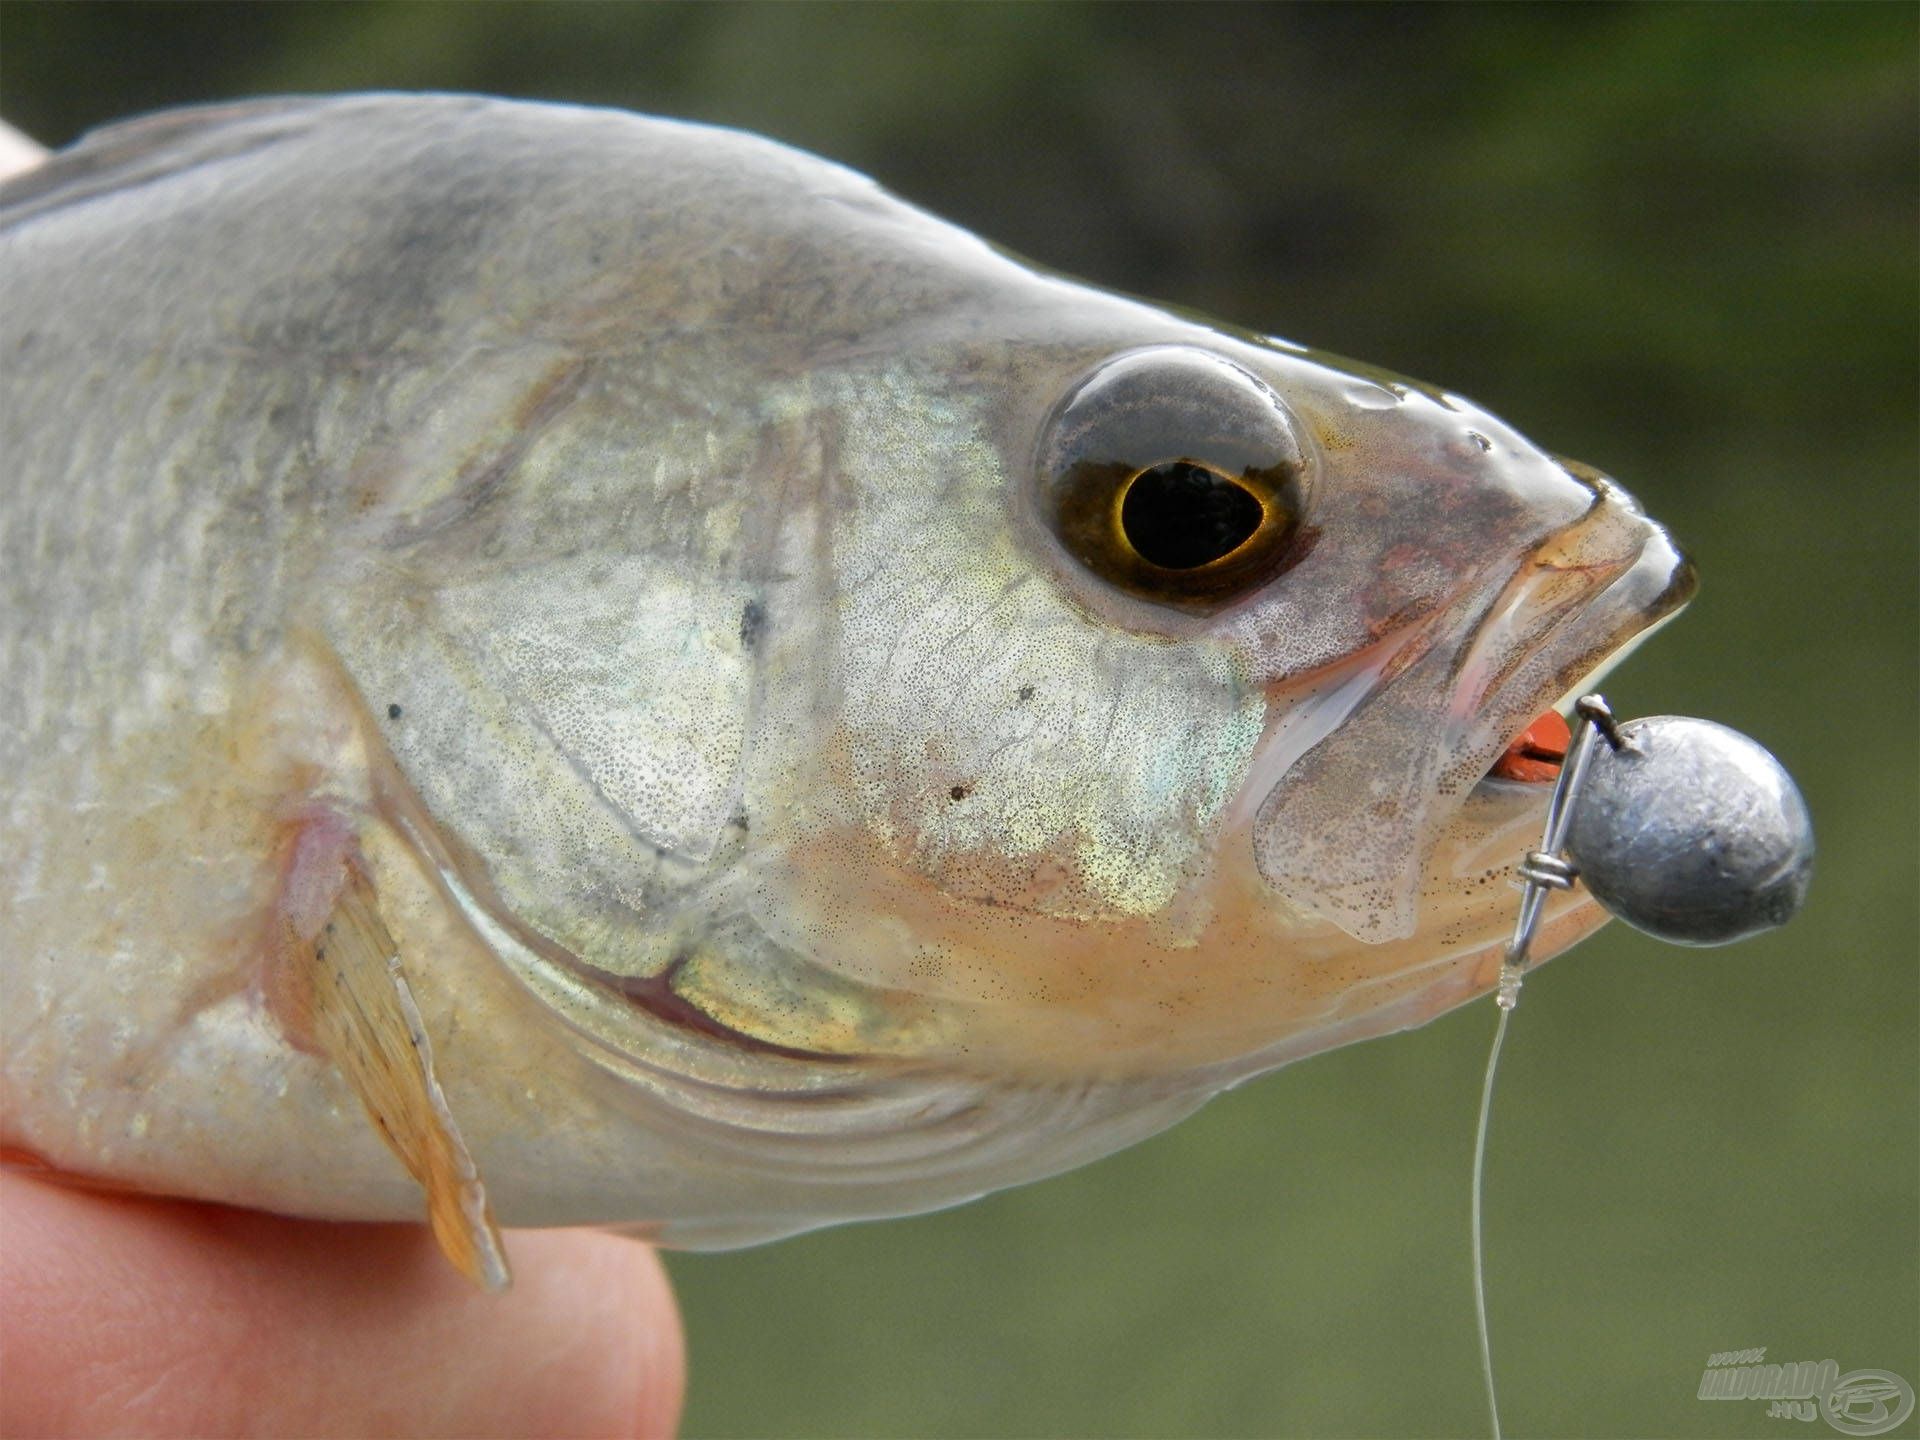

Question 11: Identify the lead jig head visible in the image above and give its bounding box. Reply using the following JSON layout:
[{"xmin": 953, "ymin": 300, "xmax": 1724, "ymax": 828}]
[
  {"xmin": 1564, "ymin": 713, "xmax": 1814, "ymax": 946},
  {"xmin": 1496, "ymin": 693, "xmax": 1814, "ymax": 1005}
]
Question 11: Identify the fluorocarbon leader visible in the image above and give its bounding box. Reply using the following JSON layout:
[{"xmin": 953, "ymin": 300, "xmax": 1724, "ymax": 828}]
[{"xmin": 1473, "ymin": 693, "xmax": 1814, "ymax": 1438}]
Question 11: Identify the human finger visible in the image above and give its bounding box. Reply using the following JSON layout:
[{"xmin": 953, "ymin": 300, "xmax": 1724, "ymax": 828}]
[{"xmin": 0, "ymin": 1170, "xmax": 685, "ymax": 1439}]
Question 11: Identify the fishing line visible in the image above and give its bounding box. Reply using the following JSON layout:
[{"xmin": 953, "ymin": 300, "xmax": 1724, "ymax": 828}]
[
  {"xmin": 1467, "ymin": 693, "xmax": 1812, "ymax": 1438},
  {"xmin": 1471, "ymin": 998, "xmax": 1513, "ymax": 1440},
  {"xmin": 1470, "ymin": 696, "xmax": 1610, "ymax": 1440}
]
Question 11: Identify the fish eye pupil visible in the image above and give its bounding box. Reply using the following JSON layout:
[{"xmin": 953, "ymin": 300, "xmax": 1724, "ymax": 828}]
[{"xmin": 1120, "ymin": 462, "xmax": 1264, "ymax": 570}]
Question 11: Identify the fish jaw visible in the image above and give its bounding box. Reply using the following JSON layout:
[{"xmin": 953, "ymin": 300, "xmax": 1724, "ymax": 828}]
[{"xmin": 1249, "ymin": 470, "xmax": 1696, "ymax": 945}]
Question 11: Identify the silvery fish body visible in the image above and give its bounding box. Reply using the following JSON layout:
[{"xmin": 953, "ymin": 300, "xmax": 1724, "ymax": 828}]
[{"xmin": 0, "ymin": 96, "xmax": 1690, "ymax": 1253}]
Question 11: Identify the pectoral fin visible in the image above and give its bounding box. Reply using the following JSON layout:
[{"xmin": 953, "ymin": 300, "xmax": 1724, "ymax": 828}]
[{"xmin": 287, "ymin": 818, "xmax": 509, "ymax": 1291}]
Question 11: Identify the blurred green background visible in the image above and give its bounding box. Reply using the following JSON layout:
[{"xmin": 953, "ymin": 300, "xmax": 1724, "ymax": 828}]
[{"xmin": 4, "ymin": 5, "xmax": 1913, "ymax": 1436}]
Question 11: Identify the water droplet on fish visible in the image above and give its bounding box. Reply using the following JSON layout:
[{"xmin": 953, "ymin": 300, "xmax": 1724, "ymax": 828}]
[{"xmin": 1342, "ymin": 381, "xmax": 1401, "ymax": 410}]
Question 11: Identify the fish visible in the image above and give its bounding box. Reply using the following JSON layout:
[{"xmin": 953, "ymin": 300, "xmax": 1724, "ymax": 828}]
[{"xmin": 0, "ymin": 94, "xmax": 1693, "ymax": 1287}]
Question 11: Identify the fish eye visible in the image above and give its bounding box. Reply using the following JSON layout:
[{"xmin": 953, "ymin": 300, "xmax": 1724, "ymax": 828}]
[{"xmin": 1037, "ymin": 346, "xmax": 1309, "ymax": 612}]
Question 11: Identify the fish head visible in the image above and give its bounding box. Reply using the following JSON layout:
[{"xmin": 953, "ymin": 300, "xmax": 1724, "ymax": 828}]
[
  {"xmin": 278, "ymin": 105, "xmax": 1702, "ymax": 1232},
  {"xmin": 765, "ymin": 293, "xmax": 1696, "ymax": 1081},
  {"xmin": 324, "ymin": 118, "xmax": 1693, "ymax": 1101}
]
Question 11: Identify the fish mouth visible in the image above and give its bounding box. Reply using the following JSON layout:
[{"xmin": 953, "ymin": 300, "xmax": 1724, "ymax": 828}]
[
  {"xmin": 1252, "ymin": 476, "xmax": 1695, "ymax": 943},
  {"xmin": 1457, "ymin": 479, "xmax": 1694, "ymax": 800}
]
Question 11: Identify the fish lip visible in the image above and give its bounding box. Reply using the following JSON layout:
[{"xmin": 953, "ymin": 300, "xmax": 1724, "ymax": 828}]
[{"xmin": 1462, "ymin": 501, "xmax": 1696, "ymax": 800}]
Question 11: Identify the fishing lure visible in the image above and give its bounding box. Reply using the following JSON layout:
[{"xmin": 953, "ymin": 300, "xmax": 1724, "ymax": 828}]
[{"xmin": 1472, "ymin": 693, "xmax": 1813, "ymax": 1437}]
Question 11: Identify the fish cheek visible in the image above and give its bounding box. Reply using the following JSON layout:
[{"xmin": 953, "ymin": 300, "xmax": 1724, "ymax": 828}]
[{"xmin": 822, "ymin": 367, "xmax": 1269, "ymax": 938}]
